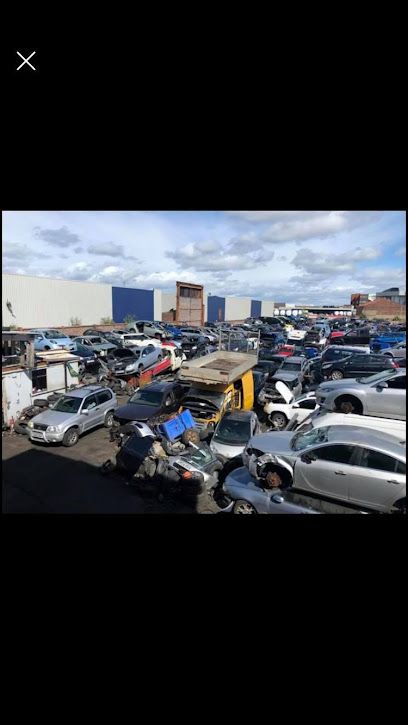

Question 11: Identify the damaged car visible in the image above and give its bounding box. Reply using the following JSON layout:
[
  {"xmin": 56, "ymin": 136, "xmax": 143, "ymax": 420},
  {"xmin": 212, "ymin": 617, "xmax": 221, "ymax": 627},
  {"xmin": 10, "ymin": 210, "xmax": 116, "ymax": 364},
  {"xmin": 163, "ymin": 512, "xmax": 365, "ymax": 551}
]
[{"xmin": 263, "ymin": 381, "xmax": 318, "ymax": 430}]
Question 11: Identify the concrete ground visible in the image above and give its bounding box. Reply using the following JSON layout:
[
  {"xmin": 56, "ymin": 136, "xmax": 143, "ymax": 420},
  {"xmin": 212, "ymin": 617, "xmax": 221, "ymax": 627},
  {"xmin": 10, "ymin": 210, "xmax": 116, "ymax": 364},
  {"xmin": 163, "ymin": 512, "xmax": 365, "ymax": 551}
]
[{"xmin": 2, "ymin": 412, "xmax": 194, "ymax": 514}]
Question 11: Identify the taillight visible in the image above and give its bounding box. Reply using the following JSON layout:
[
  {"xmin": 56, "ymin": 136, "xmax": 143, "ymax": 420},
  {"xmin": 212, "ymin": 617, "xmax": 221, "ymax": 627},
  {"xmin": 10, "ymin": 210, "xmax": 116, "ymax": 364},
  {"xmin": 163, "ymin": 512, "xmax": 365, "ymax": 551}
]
[{"xmin": 391, "ymin": 360, "xmax": 399, "ymax": 368}]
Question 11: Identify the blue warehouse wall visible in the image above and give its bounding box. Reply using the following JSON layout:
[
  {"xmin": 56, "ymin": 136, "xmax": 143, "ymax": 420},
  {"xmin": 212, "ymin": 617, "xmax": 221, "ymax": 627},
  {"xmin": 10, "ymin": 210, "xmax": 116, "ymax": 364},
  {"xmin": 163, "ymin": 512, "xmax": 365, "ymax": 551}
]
[
  {"xmin": 251, "ymin": 300, "xmax": 262, "ymax": 317},
  {"xmin": 207, "ymin": 296, "xmax": 225, "ymax": 322},
  {"xmin": 112, "ymin": 287, "xmax": 154, "ymax": 323}
]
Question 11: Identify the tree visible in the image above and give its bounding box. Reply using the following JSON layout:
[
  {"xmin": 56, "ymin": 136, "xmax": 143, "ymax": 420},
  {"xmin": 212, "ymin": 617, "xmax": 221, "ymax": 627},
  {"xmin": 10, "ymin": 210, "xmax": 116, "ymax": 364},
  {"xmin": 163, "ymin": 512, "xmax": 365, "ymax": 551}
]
[
  {"xmin": 123, "ymin": 314, "xmax": 135, "ymax": 324},
  {"xmin": 100, "ymin": 316, "xmax": 114, "ymax": 324}
]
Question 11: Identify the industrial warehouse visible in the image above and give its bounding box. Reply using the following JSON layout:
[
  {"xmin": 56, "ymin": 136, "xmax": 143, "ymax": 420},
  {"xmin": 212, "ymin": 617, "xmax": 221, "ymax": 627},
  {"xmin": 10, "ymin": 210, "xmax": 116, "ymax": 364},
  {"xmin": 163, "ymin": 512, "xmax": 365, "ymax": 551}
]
[{"xmin": 2, "ymin": 210, "xmax": 406, "ymax": 515}]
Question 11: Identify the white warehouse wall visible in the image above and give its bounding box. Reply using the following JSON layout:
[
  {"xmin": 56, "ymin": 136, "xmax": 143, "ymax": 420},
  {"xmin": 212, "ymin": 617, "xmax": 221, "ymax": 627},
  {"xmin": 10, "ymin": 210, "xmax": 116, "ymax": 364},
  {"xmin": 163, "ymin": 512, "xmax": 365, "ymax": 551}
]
[
  {"xmin": 153, "ymin": 289, "xmax": 162, "ymax": 321},
  {"xmin": 261, "ymin": 300, "xmax": 275, "ymax": 317},
  {"xmin": 225, "ymin": 297, "xmax": 251, "ymax": 321},
  {"xmin": 161, "ymin": 292, "xmax": 177, "ymax": 312},
  {"xmin": 2, "ymin": 274, "xmax": 113, "ymax": 328}
]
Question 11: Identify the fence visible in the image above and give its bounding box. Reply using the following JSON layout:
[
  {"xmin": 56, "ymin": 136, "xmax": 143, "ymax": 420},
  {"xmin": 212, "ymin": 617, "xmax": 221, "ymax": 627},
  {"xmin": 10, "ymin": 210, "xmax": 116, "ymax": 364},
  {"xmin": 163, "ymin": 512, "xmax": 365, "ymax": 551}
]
[{"xmin": 217, "ymin": 329, "xmax": 260, "ymax": 358}]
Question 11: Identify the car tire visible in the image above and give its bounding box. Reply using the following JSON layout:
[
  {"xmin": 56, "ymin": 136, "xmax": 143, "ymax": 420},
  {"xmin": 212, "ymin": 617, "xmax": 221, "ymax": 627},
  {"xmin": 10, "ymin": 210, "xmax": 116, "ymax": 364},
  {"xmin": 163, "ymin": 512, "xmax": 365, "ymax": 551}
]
[
  {"xmin": 270, "ymin": 412, "xmax": 288, "ymax": 430},
  {"xmin": 335, "ymin": 395, "xmax": 362, "ymax": 415},
  {"xmin": 104, "ymin": 411, "xmax": 115, "ymax": 428},
  {"xmin": 393, "ymin": 498, "xmax": 406, "ymax": 514},
  {"xmin": 330, "ymin": 369, "xmax": 344, "ymax": 380},
  {"xmin": 233, "ymin": 499, "xmax": 257, "ymax": 514},
  {"xmin": 62, "ymin": 428, "xmax": 79, "ymax": 447}
]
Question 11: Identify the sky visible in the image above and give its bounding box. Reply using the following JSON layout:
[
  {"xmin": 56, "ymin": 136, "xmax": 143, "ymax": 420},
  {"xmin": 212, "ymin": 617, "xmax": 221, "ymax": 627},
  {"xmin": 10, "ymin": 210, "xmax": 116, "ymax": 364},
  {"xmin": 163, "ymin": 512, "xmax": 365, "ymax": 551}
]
[{"xmin": 2, "ymin": 210, "xmax": 406, "ymax": 305}]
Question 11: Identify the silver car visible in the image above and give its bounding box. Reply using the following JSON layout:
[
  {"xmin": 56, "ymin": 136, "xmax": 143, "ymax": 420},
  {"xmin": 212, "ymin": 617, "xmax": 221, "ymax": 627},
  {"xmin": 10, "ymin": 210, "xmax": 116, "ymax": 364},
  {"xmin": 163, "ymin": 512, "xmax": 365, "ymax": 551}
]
[
  {"xmin": 73, "ymin": 335, "xmax": 117, "ymax": 356},
  {"xmin": 241, "ymin": 425, "xmax": 406, "ymax": 513},
  {"xmin": 27, "ymin": 385, "xmax": 118, "ymax": 446},
  {"xmin": 381, "ymin": 341, "xmax": 406, "ymax": 360},
  {"xmin": 210, "ymin": 410, "xmax": 260, "ymax": 460},
  {"xmin": 224, "ymin": 467, "xmax": 321, "ymax": 514},
  {"xmin": 126, "ymin": 343, "xmax": 163, "ymax": 371},
  {"xmin": 315, "ymin": 369, "xmax": 405, "ymax": 419}
]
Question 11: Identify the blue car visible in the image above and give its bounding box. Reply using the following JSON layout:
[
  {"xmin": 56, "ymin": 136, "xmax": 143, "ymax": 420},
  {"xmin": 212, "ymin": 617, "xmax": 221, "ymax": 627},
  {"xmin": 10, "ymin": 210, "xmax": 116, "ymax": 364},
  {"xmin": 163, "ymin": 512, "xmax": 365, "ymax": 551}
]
[
  {"xmin": 30, "ymin": 328, "xmax": 75, "ymax": 352},
  {"xmin": 370, "ymin": 334, "xmax": 406, "ymax": 352},
  {"xmin": 161, "ymin": 324, "xmax": 183, "ymax": 339}
]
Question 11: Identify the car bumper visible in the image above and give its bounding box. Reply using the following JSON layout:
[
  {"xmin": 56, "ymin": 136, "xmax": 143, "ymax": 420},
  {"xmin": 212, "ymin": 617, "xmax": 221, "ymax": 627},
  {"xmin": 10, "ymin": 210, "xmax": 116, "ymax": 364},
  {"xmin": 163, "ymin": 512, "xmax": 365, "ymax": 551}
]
[{"xmin": 29, "ymin": 430, "xmax": 65, "ymax": 443}]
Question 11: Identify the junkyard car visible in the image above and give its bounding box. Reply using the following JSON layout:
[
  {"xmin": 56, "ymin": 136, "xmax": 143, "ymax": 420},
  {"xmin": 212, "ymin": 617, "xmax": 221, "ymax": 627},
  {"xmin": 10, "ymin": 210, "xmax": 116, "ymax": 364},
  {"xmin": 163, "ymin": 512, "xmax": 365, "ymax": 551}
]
[
  {"xmin": 103, "ymin": 347, "xmax": 147, "ymax": 376},
  {"xmin": 277, "ymin": 356, "xmax": 308, "ymax": 379},
  {"xmin": 73, "ymin": 335, "xmax": 118, "ymax": 356},
  {"xmin": 113, "ymin": 380, "xmax": 186, "ymax": 426},
  {"xmin": 242, "ymin": 425, "xmax": 406, "ymax": 513},
  {"xmin": 259, "ymin": 371, "xmax": 303, "ymax": 404},
  {"xmin": 223, "ymin": 467, "xmax": 321, "ymax": 514},
  {"xmin": 127, "ymin": 320, "xmax": 171, "ymax": 339},
  {"xmin": 72, "ymin": 342, "xmax": 99, "ymax": 369},
  {"xmin": 263, "ymin": 381, "xmax": 318, "ymax": 430},
  {"xmin": 27, "ymin": 385, "xmax": 118, "ymax": 446},
  {"xmin": 296, "ymin": 407, "xmax": 406, "ymax": 440},
  {"xmin": 380, "ymin": 341, "xmax": 406, "ymax": 360},
  {"xmin": 30, "ymin": 328, "xmax": 75, "ymax": 352},
  {"xmin": 315, "ymin": 369, "xmax": 406, "ymax": 418},
  {"xmin": 210, "ymin": 410, "xmax": 260, "ymax": 460},
  {"xmin": 321, "ymin": 353, "xmax": 397, "ymax": 381}
]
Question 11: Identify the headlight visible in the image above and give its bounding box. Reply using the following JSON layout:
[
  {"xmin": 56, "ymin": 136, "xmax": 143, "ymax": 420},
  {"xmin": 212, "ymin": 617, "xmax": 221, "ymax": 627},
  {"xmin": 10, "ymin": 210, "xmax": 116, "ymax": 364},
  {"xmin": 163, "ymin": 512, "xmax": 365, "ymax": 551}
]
[
  {"xmin": 28, "ymin": 421, "xmax": 34, "ymax": 428},
  {"xmin": 125, "ymin": 364, "xmax": 135, "ymax": 371},
  {"xmin": 47, "ymin": 426, "xmax": 60, "ymax": 432}
]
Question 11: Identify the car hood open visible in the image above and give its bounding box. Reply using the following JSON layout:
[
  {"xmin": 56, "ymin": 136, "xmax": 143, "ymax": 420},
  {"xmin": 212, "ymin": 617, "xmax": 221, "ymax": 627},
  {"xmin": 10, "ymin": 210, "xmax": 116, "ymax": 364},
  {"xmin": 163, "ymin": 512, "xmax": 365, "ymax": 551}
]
[{"xmin": 249, "ymin": 431, "xmax": 295, "ymax": 456}]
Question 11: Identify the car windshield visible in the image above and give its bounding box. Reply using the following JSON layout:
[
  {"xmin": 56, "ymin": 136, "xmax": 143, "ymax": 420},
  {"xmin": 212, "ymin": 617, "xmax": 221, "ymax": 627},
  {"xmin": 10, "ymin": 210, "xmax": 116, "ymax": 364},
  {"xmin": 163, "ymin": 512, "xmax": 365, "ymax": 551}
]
[
  {"xmin": 213, "ymin": 417, "xmax": 251, "ymax": 445},
  {"xmin": 51, "ymin": 396, "xmax": 82, "ymax": 413},
  {"xmin": 185, "ymin": 389, "xmax": 226, "ymax": 409},
  {"xmin": 75, "ymin": 344, "xmax": 92, "ymax": 355},
  {"xmin": 89, "ymin": 338, "xmax": 105, "ymax": 344},
  {"xmin": 281, "ymin": 362, "xmax": 301, "ymax": 372},
  {"xmin": 45, "ymin": 330, "xmax": 66, "ymax": 339},
  {"xmin": 357, "ymin": 370, "xmax": 398, "ymax": 385},
  {"xmin": 291, "ymin": 426, "xmax": 329, "ymax": 451},
  {"xmin": 114, "ymin": 348, "xmax": 134, "ymax": 358},
  {"xmin": 181, "ymin": 445, "xmax": 216, "ymax": 469},
  {"xmin": 129, "ymin": 389, "xmax": 164, "ymax": 405}
]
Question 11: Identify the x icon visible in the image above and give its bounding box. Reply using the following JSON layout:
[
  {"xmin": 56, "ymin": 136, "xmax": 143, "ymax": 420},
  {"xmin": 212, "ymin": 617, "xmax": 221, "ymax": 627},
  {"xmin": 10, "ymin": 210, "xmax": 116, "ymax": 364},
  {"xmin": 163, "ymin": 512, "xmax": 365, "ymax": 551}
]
[{"xmin": 16, "ymin": 51, "xmax": 36, "ymax": 71}]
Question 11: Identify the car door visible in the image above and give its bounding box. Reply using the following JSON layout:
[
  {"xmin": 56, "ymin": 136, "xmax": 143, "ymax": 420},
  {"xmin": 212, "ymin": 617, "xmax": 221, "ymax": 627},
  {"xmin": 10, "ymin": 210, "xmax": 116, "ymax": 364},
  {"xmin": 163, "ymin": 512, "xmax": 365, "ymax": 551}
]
[
  {"xmin": 348, "ymin": 354, "xmax": 371, "ymax": 378},
  {"xmin": 80, "ymin": 393, "xmax": 102, "ymax": 430},
  {"xmin": 293, "ymin": 444, "xmax": 356, "ymax": 503},
  {"xmin": 141, "ymin": 344, "xmax": 155, "ymax": 368},
  {"xmin": 96, "ymin": 389, "xmax": 114, "ymax": 420},
  {"xmin": 367, "ymin": 374, "xmax": 406, "ymax": 419},
  {"xmin": 348, "ymin": 447, "xmax": 406, "ymax": 511},
  {"xmin": 292, "ymin": 397, "xmax": 317, "ymax": 423}
]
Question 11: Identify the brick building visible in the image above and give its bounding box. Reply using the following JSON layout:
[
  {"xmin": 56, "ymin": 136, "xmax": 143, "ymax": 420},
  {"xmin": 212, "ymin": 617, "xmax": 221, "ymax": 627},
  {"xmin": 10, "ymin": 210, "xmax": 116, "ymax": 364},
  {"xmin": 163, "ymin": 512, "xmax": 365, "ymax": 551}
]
[{"xmin": 357, "ymin": 297, "xmax": 406, "ymax": 321}]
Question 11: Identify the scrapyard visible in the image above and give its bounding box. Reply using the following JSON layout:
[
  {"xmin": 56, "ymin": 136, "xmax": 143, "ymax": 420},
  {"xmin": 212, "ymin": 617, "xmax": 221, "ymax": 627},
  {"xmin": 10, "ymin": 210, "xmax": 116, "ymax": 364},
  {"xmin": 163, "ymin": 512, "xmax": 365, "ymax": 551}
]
[{"xmin": 3, "ymin": 304, "xmax": 406, "ymax": 514}]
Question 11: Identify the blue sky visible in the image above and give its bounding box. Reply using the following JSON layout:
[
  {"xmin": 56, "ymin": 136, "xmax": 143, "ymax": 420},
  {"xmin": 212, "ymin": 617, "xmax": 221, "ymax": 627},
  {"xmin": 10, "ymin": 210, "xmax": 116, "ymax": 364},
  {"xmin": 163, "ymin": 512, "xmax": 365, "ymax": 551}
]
[{"xmin": 2, "ymin": 210, "xmax": 406, "ymax": 304}]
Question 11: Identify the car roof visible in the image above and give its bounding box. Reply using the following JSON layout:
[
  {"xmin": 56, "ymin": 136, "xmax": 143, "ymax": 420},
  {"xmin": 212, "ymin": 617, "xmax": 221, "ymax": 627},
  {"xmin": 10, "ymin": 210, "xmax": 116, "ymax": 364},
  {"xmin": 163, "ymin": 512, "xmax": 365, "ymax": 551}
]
[
  {"xmin": 221, "ymin": 410, "xmax": 254, "ymax": 422},
  {"xmin": 281, "ymin": 356, "xmax": 304, "ymax": 364},
  {"xmin": 63, "ymin": 385, "xmax": 110, "ymax": 398},
  {"xmin": 323, "ymin": 426, "xmax": 406, "ymax": 454}
]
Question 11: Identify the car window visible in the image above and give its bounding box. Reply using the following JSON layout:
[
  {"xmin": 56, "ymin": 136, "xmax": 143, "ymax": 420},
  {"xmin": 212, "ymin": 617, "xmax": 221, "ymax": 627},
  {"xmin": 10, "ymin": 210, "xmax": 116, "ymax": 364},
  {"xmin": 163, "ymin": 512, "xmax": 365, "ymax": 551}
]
[
  {"xmin": 386, "ymin": 376, "xmax": 405, "ymax": 389},
  {"xmin": 296, "ymin": 399, "xmax": 316, "ymax": 410},
  {"xmin": 357, "ymin": 448, "xmax": 401, "ymax": 473},
  {"xmin": 83, "ymin": 394, "xmax": 98, "ymax": 411},
  {"xmin": 311, "ymin": 444, "xmax": 355, "ymax": 464},
  {"xmin": 96, "ymin": 390, "xmax": 113, "ymax": 405},
  {"xmin": 395, "ymin": 460, "xmax": 406, "ymax": 475}
]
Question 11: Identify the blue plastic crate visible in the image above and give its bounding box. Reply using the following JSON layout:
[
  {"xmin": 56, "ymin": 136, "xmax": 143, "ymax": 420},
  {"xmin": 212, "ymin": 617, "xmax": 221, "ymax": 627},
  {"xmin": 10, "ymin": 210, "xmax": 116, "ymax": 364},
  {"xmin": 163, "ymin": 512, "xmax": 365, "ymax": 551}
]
[
  {"xmin": 180, "ymin": 409, "xmax": 195, "ymax": 431},
  {"xmin": 159, "ymin": 416, "xmax": 185, "ymax": 442}
]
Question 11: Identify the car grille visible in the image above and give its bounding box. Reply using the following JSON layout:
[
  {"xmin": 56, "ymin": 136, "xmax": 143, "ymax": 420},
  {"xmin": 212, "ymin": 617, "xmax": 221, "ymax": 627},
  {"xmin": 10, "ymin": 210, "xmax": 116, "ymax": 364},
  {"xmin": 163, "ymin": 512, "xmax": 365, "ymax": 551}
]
[{"xmin": 33, "ymin": 423, "xmax": 48, "ymax": 431}]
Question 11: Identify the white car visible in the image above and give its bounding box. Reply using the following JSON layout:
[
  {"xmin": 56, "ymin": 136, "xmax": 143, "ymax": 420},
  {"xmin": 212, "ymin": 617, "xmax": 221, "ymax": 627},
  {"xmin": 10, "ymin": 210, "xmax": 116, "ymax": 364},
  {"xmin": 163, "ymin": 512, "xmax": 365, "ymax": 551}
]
[
  {"xmin": 264, "ymin": 381, "xmax": 318, "ymax": 430},
  {"xmin": 286, "ymin": 329, "xmax": 307, "ymax": 343},
  {"xmin": 121, "ymin": 333, "xmax": 163, "ymax": 348},
  {"xmin": 296, "ymin": 407, "xmax": 406, "ymax": 440}
]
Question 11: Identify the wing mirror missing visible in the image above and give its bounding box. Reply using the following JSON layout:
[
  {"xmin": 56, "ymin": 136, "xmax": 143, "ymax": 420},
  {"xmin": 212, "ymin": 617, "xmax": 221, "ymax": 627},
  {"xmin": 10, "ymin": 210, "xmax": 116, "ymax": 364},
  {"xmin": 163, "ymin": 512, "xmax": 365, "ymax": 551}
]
[{"xmin": 301, "ymin": 452, "xmax": 316, "ymax": 464}]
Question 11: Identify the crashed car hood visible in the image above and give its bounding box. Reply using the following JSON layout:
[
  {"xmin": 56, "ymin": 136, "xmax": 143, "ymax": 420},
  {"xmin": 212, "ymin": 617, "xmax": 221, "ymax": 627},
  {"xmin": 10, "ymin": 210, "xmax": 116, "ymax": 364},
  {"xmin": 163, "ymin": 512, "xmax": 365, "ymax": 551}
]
[
  {"xmin": 249, "ymin": 431, "xmax": 295, "ymax": 456},
  {"xmin": 114, "ymin": 403, "xmax": 159, "ymax": 421}
]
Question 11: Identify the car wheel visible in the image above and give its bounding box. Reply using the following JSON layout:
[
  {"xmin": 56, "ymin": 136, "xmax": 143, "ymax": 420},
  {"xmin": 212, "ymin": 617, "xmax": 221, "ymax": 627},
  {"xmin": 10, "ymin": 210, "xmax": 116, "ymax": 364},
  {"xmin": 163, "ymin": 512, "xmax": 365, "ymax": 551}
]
[
  {"xmin": 270, "ymin": 412, "xmax": 288, "ymax": 430},
  {"xmin": 335, "ymin": 396, "xmax": 362, "ymax": 415},
  {"xmin": 233, "ymin": 499, "xmax": 257, "ymax": 514},
  {"xmin": 330, "ymin": 369, "xmax": 344, "ymax": 380},
  {"xmin": 104, "ymin": 411, "xmax": 114, "ymax": 428},
  {"xmin": 393, "ymin": 498, "xmax": 406, "ymax": 514},
  {"xmin": 181, "ymin": 428, "xmax": 201, "ymax": 445},
  {"xmin": 62, "ymin": 428, "xmax": 79, "ymax": 447}
]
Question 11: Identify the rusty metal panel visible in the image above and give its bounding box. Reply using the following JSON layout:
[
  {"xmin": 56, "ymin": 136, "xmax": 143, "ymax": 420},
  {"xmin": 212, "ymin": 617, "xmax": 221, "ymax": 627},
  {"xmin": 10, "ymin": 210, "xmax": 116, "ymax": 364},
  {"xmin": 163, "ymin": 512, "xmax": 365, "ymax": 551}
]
[{"xmin": 176, "ymin": 282, "xmax": 204, "ymax": 325}]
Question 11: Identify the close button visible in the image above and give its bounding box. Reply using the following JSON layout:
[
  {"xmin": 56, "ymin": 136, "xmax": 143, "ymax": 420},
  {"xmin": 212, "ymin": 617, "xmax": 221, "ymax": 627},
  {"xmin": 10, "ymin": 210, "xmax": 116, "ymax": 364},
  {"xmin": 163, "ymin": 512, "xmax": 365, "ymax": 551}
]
[{"xmin": 16, "ymin": 51, "xmax": 36, "ymax": 71}]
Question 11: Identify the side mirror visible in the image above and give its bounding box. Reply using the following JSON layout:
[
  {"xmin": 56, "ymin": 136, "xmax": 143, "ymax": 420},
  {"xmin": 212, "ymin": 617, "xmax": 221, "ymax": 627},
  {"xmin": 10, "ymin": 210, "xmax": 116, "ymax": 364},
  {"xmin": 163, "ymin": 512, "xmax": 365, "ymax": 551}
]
[
  {"xmin": 301, "ymin": 452, "xmax": 316, "ymax": 464},
  {"xmin": 82, "ymin": 408, "xmax": 89, "ymax": 415},
  {"xmin": 271, "ymin": 494, "xmax": 285, "ymax": 504},
  {"xmin": 376, "ymin": 381, "xmax": 388, "ymax": 390}
]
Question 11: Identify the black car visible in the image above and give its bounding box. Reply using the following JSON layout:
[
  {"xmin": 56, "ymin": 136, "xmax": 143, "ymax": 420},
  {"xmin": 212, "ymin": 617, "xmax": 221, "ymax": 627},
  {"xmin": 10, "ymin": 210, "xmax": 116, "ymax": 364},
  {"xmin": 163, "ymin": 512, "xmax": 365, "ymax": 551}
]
[
  {"xmin": 254, "ymin": 359, "xmax": 283, "ymax": 378},
  {"xmin": 181, "ymin": 337, "xmax": 211, "ymax": 359},
  {"xmin": 252, "ymin": 369, "xmax": 268, "ymax": 397},
  {"xmin": 113, "ymin": 381, "xmax": 186, "ymax": 426},
  {"xmin": 104, "ymin": 347, "xmax": 140, "ymax": 375},
  {"xmin": 321, "ymin": 353, "xmax": 397, "ymax": 381},
  {"xmin": 321, "ymin": 345, "xmax": 368, "ymax": 363},
  {"xmin": 73, "ymin": 342, "xmax": 99, "ymax": 369},
  {"xmin": 330, "ymin": 327, "xmax": 370, "ymax": 347}
]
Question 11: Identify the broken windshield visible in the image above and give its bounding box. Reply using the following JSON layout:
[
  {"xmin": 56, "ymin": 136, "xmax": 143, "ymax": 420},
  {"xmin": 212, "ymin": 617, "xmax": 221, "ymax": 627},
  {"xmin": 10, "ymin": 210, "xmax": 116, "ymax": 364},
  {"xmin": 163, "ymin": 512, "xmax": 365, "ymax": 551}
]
[{"xmin": 291, "ymin": 426, "xmax": 329, "ymax": 451}]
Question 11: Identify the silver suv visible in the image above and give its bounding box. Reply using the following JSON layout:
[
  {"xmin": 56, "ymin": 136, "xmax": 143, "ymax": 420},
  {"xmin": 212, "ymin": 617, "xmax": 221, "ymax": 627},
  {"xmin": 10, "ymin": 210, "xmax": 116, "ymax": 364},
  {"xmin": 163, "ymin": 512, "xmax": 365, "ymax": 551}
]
[{"xmin": 27, "ymin": 385, "xmax": 118, "ymax": 446}]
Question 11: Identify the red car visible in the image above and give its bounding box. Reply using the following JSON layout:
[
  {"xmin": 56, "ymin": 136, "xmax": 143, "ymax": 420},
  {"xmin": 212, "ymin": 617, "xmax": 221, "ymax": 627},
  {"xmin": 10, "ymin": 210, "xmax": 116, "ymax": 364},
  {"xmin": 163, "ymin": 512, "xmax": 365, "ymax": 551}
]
[
  {"xmin": 276, "ymin": 344, "xmax": 295, "ymax": 357},
  {"xmin": 329, "ymin": 330, "xmax": 345, "ymax": 340}
]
